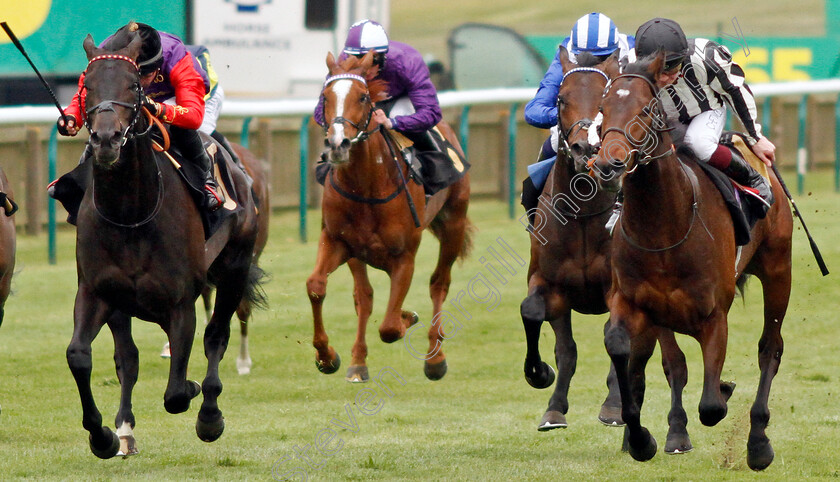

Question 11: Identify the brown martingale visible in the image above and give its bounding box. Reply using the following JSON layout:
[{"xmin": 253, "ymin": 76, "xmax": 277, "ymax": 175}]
[
  {"xmin": 307, "ymin": 51, "xmax": 472, "ymax": 382},
  {"xmin": 591, "ymin": 51, "xmax": 793, "ymax": 470}
]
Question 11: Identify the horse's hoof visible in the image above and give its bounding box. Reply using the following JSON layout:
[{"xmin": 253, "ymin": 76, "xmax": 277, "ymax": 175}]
[
  {"xmin": 196, "ymin": 413, "xmax": 226, "ymax": 443},
  {"xmin": 345, "ymin": 365, "xmax": 369, "ymax": 383},
  {"xmin": 160, "ymin": 342, "xmax": 171, "ymax": 359},
  {"xmin": 537, "ymin": 410, "xmax": 567, "ymax": 431},
  {"xmin": 316, "ymin": 351, "xmax": 341, "ymax": 374},
  {"xmin": 424, "ymin": 359, "xmax": 447, "ymax": 380},
  {"xmin": 747, "ymin": 437, "xmax": 774, "ymax": 471},
  {"xmin": 402, "ymin": 311, "xmax": 420, "ymax": 327},
  {"xmin": 89, "ymin": 427, "xmax": 120, "ymax": 459},
  {"xmin": 189, "ymin": 380, "xmax": 202, "ymax": 399},
  {"xmin": 665, "ymin": 432, "xmax": 693, "ymax": 454},
  {"xmin": 699, "ymin": 400, "xmax": 727, "ymax": 426},
  {"xmin": 598, "ymin": 404, "xmax": 625, "ymax": 426},
  {"xmin": 720, "ymin": 380, "xmax": 736, "ymax": 402},
  {"xmin": 628, "ymin": 427, "xmax": 657, "ymax": 462},
  {"xmin": 236, "ymin": 356, "xmax": 252, "ymax": 376},
  {"xmin": 117, "ymin": 434, "xmax": 140, "ymax": 458},
  {"xmin": 524, "ymin": 361, "xmax": 555, "ymax": 389}
]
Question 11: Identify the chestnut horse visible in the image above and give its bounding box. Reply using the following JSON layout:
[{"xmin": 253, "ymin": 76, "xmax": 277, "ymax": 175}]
[
  {"xmin": 592, "ymin": 53, "xmax": 792, "ymax": 470},
  {"xmin": 521, "ymin": 49, "xmax": 696, "ymax": 454},
  {"xmin": 67, "ymin": 32, "xmax": 263, "ymax": 458},
  {"xmin": 307, "ymin": 51, "xmax": 472, "ymax": 381}
]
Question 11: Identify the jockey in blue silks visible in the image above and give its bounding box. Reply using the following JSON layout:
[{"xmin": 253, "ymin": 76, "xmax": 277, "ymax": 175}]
[{"xmin": 521, "ymin": 13, "xmax": 634, "ymax": 219}]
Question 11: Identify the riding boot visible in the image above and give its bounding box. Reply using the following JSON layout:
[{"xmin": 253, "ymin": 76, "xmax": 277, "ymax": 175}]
[
  {"xmin": 722, "ymin": 148, "xmax": 774, "ymax": 210},
  {"xmin": 521, "ymin": 176, "xmax": 541, "ymax": 226},
  {"xmin": 172, "ymin": 127, "xmax": 224, "ymax": 211},
  {"xmin": 47, "ymin": 144, "xmax": 93, "ymax": 225}
]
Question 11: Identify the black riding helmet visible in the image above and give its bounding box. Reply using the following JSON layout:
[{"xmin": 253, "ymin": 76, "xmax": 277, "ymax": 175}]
[
  {"xmin": 106, "ymin": 22, "xmax": 163, "ymax": 75},
  {"xmin": 635, "ymin": 18, "xmax": 688, "ymax": 71}
]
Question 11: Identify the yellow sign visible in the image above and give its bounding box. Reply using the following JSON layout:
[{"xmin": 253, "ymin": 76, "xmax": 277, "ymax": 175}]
[
  {"xmin": 733, "ymin": 47, "xmax": 813, "ymax": 83},
  {"xmin": 0, "ymin": 0, "xmax": 52, "ymax": 42}
]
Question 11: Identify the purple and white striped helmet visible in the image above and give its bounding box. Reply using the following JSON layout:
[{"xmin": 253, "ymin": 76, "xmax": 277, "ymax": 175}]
[{"xmin": 343, "ymin": 19, "xmax": 389, "ymax": 56}]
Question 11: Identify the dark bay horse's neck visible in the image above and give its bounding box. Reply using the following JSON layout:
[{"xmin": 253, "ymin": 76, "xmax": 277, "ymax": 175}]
[
  {"xmin": 621, "ymin": 141, "xmax": 696, "ymax": 242},
  {"xmin": 92, "ymin": 137, "xmax": 161, "ymax": 225},
  {"xmin": 334, "ymin": 135, "xmax": 403, "ymax": 198}
]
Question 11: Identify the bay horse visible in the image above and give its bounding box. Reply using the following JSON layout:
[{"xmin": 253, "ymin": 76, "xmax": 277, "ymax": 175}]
[
  {"xmin": 0, "ymin": 166, "xmax": 16, "ymax": 331},
  {"xmin": 67, "ymin": 32, "xmax": 263, "ymax": 458},
  {"xmin": 591, "ymin": 52, "xmax": 792, "ymax": 470},
  {"xmin": 166, "ymin": 145, "xmax": 270, "ymax": 375},
  {"xmin": 521, "ymin": 49, "xmax": 696, "ymax": 454},
  {"xmin": 307, "ymin": 51, "xmax": 472, "ymax": 382}
]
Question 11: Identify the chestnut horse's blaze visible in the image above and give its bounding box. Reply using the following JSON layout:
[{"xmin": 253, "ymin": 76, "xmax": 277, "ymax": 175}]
[
  {"xmin": 592, "ymin": 52, "xmax": 792, "ymax": 470},
  {"xmin": 307, "ymin": 51, "xmax": 472, "ymax": 382}
]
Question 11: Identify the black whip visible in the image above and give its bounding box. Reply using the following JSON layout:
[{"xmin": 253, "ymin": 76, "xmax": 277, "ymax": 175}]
[
  {"xmin": 1, "ymin": 22, "xmax": 66, "ymax": 117},
  {"xmin": 771, "ymin": 164, "xmax": 829, "ymax": 276}
]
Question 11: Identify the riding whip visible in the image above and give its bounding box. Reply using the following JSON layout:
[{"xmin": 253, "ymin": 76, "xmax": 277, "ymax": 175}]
[
  {"xmin": 771, "ymin": 164, "xmax": 829, "ymax": 276},
  {"xmin": 380, "ymin": 126, "xmax": 422, "ymax": 228},
  {"xmin": 1, "ymin": 22, "xmax": 66, "ymax": 117}
]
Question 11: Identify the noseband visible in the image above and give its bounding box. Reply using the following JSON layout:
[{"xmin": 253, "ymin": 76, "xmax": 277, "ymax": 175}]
[
  {"xmin": 556, "ymin": 67, "xmax": 610, "ymax": 157},
  {"xmin": 323, "ymin": 73, "xmax": 377, "ymax": 145},
  {"xmin": 599, "ymin": 73, "xmax": 674, "ymax": 172},
  {"xmin": 81, "ymin": 54, "xmax": 146, "ymax": 145}
]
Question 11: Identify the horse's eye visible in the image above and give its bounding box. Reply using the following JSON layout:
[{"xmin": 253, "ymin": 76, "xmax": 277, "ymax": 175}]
[{"xmin": 360, "ymin": 93, "xmax": 369, "ymax": 104}]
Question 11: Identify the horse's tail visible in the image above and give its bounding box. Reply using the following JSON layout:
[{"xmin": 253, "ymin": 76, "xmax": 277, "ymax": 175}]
[
  {"xmin": 429, "ymin": 214, "xmax": 475, "ymax": 261},
  {"xmin": 735, "ymin": 273, "xmax": 750, "ymax": 302},
  {"xmin": 242, "ymin": 263, "xmax": 270, "ymax": 311}
]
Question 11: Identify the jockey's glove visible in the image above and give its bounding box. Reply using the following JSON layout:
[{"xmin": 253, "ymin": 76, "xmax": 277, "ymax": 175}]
[{"xmin": 142, "ymin": 95, "xmax": 163, "ymax": 118}]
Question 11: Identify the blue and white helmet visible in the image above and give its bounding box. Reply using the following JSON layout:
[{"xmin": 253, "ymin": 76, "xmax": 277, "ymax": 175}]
[
  {"xmin": 343, "ymin": 19, "xmax": 390, "ymax": 56},
  {"xmin": 570, "ymin": 12, "xmax": 620, "ymax": 56}
]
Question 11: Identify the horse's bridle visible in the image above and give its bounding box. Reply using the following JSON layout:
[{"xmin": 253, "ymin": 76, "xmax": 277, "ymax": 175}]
[
  {"xmin": 556, "ymin": 67, "xmax": 610, "ymax": 158},
  {"xmin": 83, "ymin": 53, "xmax": 164, "ymax": 228},
  {"xmin": 80, "ymin": 54, "xmax": 147, "ymax": 145},
  {"xmin": 599, "ymin": 73, "xmax": 712, "ymax": 251},
  {"xmin": 323, "ymin": 73, "xmax": 378, "ymax": 145},
  {"xmin": 599, "ymin": 73, "xmax": 674, "ymax": 172}
]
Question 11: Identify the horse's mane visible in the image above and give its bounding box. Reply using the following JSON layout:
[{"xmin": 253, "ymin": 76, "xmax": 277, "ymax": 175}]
[
  {"xmin": 623, "ymin": 55, "xmax": 658, "ymax": 83},
  {"xmin": 574, "ymin": 52, "xmax": 604, "ymax": 68},
  {"xmin": 101, "ymin": 21, "xmax": 140, "ymax": 52},
  {"xmin": 337, "ymin": 55, "xmax": 389, "ymax": 103}
]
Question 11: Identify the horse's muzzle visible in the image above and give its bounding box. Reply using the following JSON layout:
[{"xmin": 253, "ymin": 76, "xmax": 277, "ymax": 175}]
[{"xmin": 326, "ymin": 137, "xmax": 351, "ymax": 164}]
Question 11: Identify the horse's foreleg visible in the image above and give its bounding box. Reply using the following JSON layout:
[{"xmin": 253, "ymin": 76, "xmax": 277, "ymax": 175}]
[
  {"xmin": 162, "ymin": 302, "xmax": 200, "ymax": 415},
  {"xmin": 540, "ymin": 307, "xmax": 577, "ymax": 431},
  {"xmin": 67, "ymin": 286, "xmax": 120, "ymax": 459},
  {"xmin": 697, "ymin": 309, "xmax": 729, "ymax": 427},
  {"xmin": 307, "ymin": 233, "xmax": 349, "ymax": 374},
  {"xmin": 379, "ymin": 255, "xmax": 416, "ymax": 344},
  {"xmin": 521, "ymin": 278, "xmax": 552, "ymax": 390},
  {"xmin": 747, "ymin": 268, "xmax": 790, "ymax": 471},
  {"xmin": 196, "ymin": 272, "xmax": 244, "ymax": 443},
  {"xmin": 657, "ymin": 328, "xmax": 692, "ymax": 454},
  {"xmin": 107, "ymin": 311, "xmax": 140, "ymax": 457},
  {"xmin": 345, "ymin": 259, "xmax": 373, "ymax": 382},
  {"xmin": 604, "ymin": 298, "xmax": 657, "ymax": 462},
  {"xmin": 599, "ymin": 320, "xmax": 624, "ymax": 427}
]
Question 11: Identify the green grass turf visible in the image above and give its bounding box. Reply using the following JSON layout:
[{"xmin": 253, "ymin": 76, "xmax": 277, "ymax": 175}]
[{"xmin": 0, "ymin": 166, "xmax": 838, "ymax": 479}]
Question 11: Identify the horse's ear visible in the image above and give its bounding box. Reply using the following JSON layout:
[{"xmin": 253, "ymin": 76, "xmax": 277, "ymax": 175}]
[
  {"xmin": 83, "ymin": 35, "xmax": 97, "ymax": 60},
  {"xmin": 648, "ymin": 49, "xmax": 666, "ymax": 78},
  {"xmin": 359, "ymin": 50, "xmax": 375, "ymax": 71},
  {"xmin": 326, "ymin": 52, "xmax": 338, "ymax": 73},
  {"xmin": 126, "ymin": 34, "xmax": 143, "ymax": 62},
  {"xmin": 558, "ymin": 45, "xmax": 574, "ymax": 72},
  {"xmin": 600, "ymin": 50, "xmax": 621, "ymax": 79}
]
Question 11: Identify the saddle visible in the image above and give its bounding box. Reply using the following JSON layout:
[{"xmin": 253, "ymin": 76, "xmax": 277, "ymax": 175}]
[{"xmin": 49, "ymin": 132, "xmax": 242, "ymax": 240}]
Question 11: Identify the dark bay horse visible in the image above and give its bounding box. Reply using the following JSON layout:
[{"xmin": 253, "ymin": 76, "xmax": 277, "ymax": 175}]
[
  {"xmin": 67, "ymin": 32, "xmax": 263, "ymax": 458},
  {"xmin": 307, "ymin": 51, "xmax": 472, "ymax": 382},
  {"xmin": 592, "ymin": 52, "xmax": 792, "ymax": 470},
  {"xmin": 521, "ymin": 49, "xmax": 695, "ymax": 454},
  {"xmin": 171, "ymin": 144, "xmax": 270, "ymax": 375}
]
